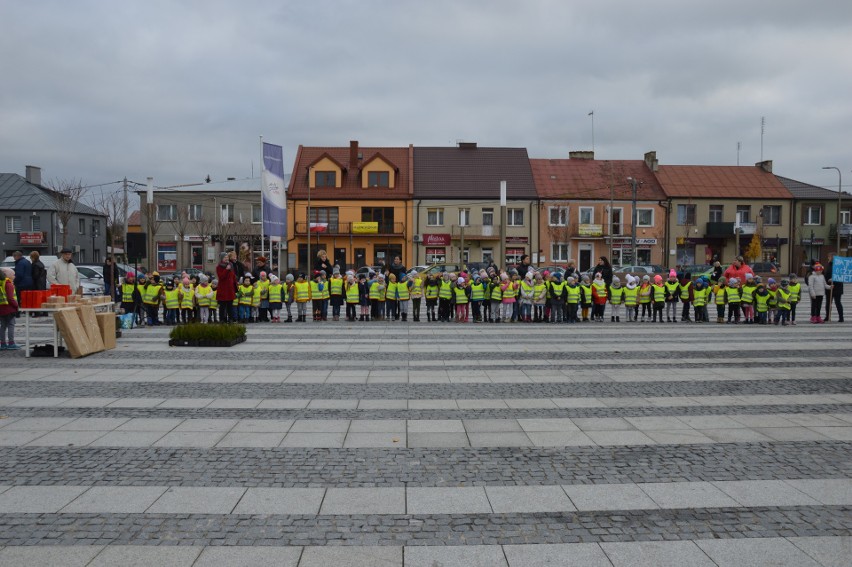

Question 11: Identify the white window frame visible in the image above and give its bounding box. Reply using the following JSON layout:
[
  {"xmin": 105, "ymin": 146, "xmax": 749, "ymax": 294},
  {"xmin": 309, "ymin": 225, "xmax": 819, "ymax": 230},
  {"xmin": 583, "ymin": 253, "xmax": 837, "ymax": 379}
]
[
  {"xmin": 156, "ymin": 204, "xmax": 177, "ymax": 222},
  {"xmin": 427, "ymin": 208, "xmax": 444, "ymax": 227},
  {"xmin": 609, "ymin": 207, "xmax": 624, "ymax": 235},
  {"xmin": 841, "ymin": 210, "xmax": 851, "ymax": 225},
  {"xmin": 708, "ymin": 204, "xmax": 724, "ymax": 223},
  {"xmin": 579, "ymin": 207, "xmax": 594, "ymax": 225},
  {"xmin": 188, "ymin": 204, "xmax": 203, "ymax": 221},
  {"xmin": 507, "ymin": 208, "xmax": 524, "ymax": 227},
  {"xmin": 220, "ymin": 204, "xmax": 235, "ymax": 224},
  {"xmin": 635, "ymin": 208, "xmax": 654, "ymax": 227},
  {"xmin": 5, "ymin": 216, "xmax": 22, "ymax": 234},
  {"xmin": 549, "ymin": 206, "xmax": 568, "ymax": 226},
  {"xmin": 677, "ymin": 204, "xmax": 696, "ymax": 226},
  {"xmin": 736, "ymin": 205, "xmax": 751, "ymax": 224},
  {"xmin": 804, "ymin": 205, "xmax": 822, "ymax": 226},
  {"xmin": 251, "ymin": 204, "xmax": 262, "ymax": 224},
  {"xmin": 458, "ymin": 208, "xmax": 471, "ymax": 227},
  {"xmin": 551, "ymin": 242, "xmax": 569, "ymax": 262},
  {"xmin": 31, "ymin": 216, "xmax": 41, "ymax": 232},
  {"xmin": 481, "ymin": 208, "xmax": 494, "ymax": 226},
  {"xmin": 481, "ymin": 248, "xmax": 493, "ymax": 263},
  {"xmin": 78, "ymin": 218, "xmax": 86, "ymax": 234}
]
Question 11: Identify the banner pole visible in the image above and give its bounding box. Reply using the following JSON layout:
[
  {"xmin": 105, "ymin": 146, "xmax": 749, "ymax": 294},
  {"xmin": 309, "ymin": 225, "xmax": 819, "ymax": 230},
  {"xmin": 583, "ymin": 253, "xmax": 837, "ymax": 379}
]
[{"xmin": 259, "ymin": 135, "xmax": 265, "ymax": 260}]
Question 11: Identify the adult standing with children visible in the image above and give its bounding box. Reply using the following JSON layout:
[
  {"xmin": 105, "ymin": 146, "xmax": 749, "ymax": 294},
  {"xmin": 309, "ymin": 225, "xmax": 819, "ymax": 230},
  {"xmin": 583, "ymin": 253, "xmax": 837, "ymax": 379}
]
[{"xmin": 807, "ymin": 262, "xmax": 829, "ymax": 323}]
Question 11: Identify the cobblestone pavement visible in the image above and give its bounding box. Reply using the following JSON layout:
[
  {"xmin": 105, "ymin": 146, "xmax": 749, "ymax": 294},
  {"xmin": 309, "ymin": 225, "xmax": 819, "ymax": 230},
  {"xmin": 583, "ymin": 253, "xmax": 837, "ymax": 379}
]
[{"xmin": 0, "ymin": 315, "xmax": 850, "ymax": 566}]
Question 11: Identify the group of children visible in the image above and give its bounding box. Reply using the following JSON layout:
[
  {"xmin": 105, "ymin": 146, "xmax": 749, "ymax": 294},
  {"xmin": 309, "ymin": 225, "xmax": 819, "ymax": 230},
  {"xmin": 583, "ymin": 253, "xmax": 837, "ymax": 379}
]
[{"xmin": 116, "ymin": 264, "xmax": 806, "ymax": 327}]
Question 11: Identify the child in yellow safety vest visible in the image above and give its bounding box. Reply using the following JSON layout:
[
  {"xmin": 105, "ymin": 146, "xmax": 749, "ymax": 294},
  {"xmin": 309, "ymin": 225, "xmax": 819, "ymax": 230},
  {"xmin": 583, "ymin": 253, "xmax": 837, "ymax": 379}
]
[
  {"xmin": 344, "ymin": 274, "xmax": 360, "ymax": 322},
  {"xmin": 533, "ymin": 272, "xmax": 547, "ymax": 323},
  {"xmin": 267, "ymin": 275, "xmax": 284, "ymax": 322},
  {"xmin": 725, "ymin": 277, "xmax": 742, "ymax": 324},
  {"xmin": 564, "ymin": 275, "xmax": 580, "ymax": 324},
  {"xmin": 638, "ymin": 274, "xmax": 652, "ymax": 322},
  {"xmin": 209, "ymin": 279, "xmax": 219, "ymax": 323},
  {"xmin": 453, "ymin": 276, "xmax": 470, "ymax": 322},
  {"xmin": 679, "ymin": 272, "xmax": 693, "ymax": 322},
  {"xmin": 776, "ymin": 278, "xmax": 793, "ymax": 326},
  {"xmin": 385, "ymin": 273, "xmax": 399, "ymax": 321},
  {"xmin": 579, "ymin": 275, "xmax": 593, "ymax": 322},
  {"xmin": 623, "ymin": 275, "xmax": 639, "ymax": 322},
  {"xmin": 488, "ymin": 274, "xmax": 502, "ymax": 323},
  {"xmin": 179, "ymin": 277, "xmax": 195, "ymax": 324},
  {"xmin": 195, "ymin": 275, "xmax": 214, "ymax": 324},
  {"xmin": 294, "ymin": 273, "xmax": 310, "ymax": 322},
  {"xmin": 329, "ymin": 268, "xmax": 345, "ymax": 321},
  {"xmin": 787, "ymin": 273, "xmax": 801, "ymax": 325},
  {"xmin": 713, "ymin": 276, "xmax": 727, "ymax": 324},
  {"xmin": 250, "ymin": 277, "xmax": 263, "ymax": 322},
  {"xmin": 410, "ymin": 273, "xmax": 424, "ymax": 322},
  {"xmin": 767, "ymin": 277, "xmax": 780, "ymax": 325},
  {"xmin": 740, "ymin": 274, "xmax": 757, "ymax": 324},
  {"xmin": 651, "ymin": 274, "xmax": 666, "ymax": 323},
  {"xmin": 691, "ymin": 278, "xmax": 709, "ymax": 323},
  {"xmin": 237, "ymin": 275, "xmax": 254, "ymax": 323},
  {"xmin": 310, "ymin": 272, "xmax": 326, "ymax": 322},
  {"xmin": 257, "ymin": 272, "xmax": 271, "ymax": 322},
  {"xmin": 591, "ymin": 273, "xmax": 608, "ymax": 323},
  {"xmin": 663, "ymin": 270, "xmax": 680, "ymax": 323},
  {"xmin": 397, "ymin": 273, "xmax": 411, "ymax": 322},
  {"xmin": 608, "ymin": 276, "xmax": 625, "ymax": 322},
  {"xmin": 163, "ymin": 279, "xmax": 180, "ymax": 326},
  {"xmin": 753, "ymin": 282, "xmax": 771, "ymax": 324}
]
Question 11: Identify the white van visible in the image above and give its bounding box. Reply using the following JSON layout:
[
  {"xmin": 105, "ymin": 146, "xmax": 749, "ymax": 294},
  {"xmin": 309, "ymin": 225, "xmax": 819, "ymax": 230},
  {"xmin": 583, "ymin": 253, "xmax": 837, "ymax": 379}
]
[{"xmin": 2, "ymin": 255, "xmax": 59, "ymax": 269}]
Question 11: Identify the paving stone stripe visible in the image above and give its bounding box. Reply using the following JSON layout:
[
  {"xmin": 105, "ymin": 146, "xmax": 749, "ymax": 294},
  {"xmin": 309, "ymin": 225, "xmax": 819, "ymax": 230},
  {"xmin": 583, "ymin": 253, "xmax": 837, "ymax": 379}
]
[
  {"xmin": 0, "ymin": 442, "xmax": 847, "ymax": 487},
  {"xmin": 2, "ymin": 403, "xmax": 849, "ymax": 423},
  {"xmin": 2, "ymin": 378, "xmax": 849, "ymax": 400},
  {"xmin": 1, "ymin": 479, "xmax": 846, "ymax": 515},
  {"xmin": 1, "ymin": 537, "xmax": 849, "ymax": 567},
  {"xmin": 0, "ymin": 506, "xmax": 848, "ymax": 547},
  {"xmin": 7, "ymin": 346, "xmax": 852, "ymax": 361}
]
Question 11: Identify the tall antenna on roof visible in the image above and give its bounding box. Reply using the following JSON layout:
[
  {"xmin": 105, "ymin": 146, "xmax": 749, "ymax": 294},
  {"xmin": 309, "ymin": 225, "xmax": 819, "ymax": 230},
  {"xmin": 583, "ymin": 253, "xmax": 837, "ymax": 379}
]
[
  {"xmin": 737, "ymin": 141, "xmax": 741, "ymax": 166},
  {"xmin": 760, "ymin": 117, "xmax": 766, "ymax": 161},
  {"xmin": 588, "ymin": 110, "xmax": 595, "ymax": 153}
]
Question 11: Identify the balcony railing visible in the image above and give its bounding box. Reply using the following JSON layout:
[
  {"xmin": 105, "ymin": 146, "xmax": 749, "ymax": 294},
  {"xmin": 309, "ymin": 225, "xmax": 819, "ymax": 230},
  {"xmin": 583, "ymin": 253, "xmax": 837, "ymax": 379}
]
[
  {"xmin": 829, "ymin": 223, "xmax": 852, "ymax": 237},
  {"xmin": 293, "ymin": 222, "xmax": 404, "ymax": 236},
  {"xmin": 705, "ymin": 222, "xmax": 734, "ymax": 237},
  {"xmin": 450, "ymin": 224, "xmax": 500, "ymax": 240}
]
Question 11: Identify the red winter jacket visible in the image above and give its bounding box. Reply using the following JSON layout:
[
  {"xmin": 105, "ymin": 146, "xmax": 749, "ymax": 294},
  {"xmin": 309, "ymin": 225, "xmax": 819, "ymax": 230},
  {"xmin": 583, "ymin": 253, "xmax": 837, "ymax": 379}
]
[{"xmin": 215, "ymin": 261, "xmax": 237, "ymax": 302}]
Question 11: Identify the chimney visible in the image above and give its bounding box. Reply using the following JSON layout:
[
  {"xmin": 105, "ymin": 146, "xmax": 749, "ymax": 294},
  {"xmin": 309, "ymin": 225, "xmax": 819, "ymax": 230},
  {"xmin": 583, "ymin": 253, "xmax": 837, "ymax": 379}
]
[
  {"xmin": 25, "ymin": 165, "xmax": 42, "ymax": 186},
  {"xmin": 568, "ymin": 151, "xmax": 594, "ymax": 160},
  {"xmin": 458, "ymin": 142, "xmax": 477, "ymax": 149},
  {"xmin": 349, "ymin": 140, "xmax": 359, "ymax": 170},
  {"xmin": 755, "ymin": 160, "xmax": 773, "ymax": 173},
  {"xmin": 643, "ymin": 151, "xmax": 658, "ymax": 172}
]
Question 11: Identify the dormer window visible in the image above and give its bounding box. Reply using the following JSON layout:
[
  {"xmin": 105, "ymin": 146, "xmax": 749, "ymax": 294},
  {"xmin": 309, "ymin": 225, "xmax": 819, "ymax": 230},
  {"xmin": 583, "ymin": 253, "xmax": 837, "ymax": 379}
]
[
  {"xmin": 315, "ymin": 171, "xmax": 336, "ymax": 187},
  {"xmin": 367, "ymin": 171, "xmax": 389, "ymax": 187}
]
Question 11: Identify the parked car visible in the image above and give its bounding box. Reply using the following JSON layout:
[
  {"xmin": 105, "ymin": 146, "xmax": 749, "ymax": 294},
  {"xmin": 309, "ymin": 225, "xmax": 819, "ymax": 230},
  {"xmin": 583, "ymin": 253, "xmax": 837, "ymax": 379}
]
[
  {"xmin": 355, "ymin": 265, "xmax": 385, "ymax": 277},
  {"xmin": 412, "ymin": 263, "xmax": 464, "ymax": 276},
  {"xmin": 75, "ymin": 265, "xmax": 104, "ymax": 280},
  {"xmin": 614, "ymin": 264, "xmax": 656, "ymax": 275},
  {"xmin": 750, "ymin": 261, "xmax": 780, "ymax": 274},
  {"xmin": 80, "ymin": 278, "xmax": 105, "ymax": 296},
  {"xmin": 540, "ymin": 265, "xmax": 566, "ymax": 276},
  {"xmin": 681, "ymin": 264, "xmax": 715, "ymax": 279}
]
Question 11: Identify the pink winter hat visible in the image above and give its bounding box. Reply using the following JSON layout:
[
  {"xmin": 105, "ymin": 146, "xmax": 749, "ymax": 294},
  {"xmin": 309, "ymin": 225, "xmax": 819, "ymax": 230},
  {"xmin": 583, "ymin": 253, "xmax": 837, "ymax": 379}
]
[
  {"xmin": 669, "ymin": 269, "xmax": 677, "ymax": 278},
  {"xmin": 654, "ymin": 275, "xmax": 663, "ymax": 284}
]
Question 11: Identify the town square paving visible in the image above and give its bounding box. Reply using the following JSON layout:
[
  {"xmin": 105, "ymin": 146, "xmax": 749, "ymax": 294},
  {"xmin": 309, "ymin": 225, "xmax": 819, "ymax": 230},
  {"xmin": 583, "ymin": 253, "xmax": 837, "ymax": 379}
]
[{"xmin": 0, "ymin": 313, "xmax": 850, "ymax": 566}]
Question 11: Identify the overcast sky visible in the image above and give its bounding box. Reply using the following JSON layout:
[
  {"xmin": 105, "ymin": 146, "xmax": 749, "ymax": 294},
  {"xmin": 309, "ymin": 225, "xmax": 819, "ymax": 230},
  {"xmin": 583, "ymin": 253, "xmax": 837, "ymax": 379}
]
[{"xmin": 2, "ymin": 0, "xmax": 851, "ymax": 201}]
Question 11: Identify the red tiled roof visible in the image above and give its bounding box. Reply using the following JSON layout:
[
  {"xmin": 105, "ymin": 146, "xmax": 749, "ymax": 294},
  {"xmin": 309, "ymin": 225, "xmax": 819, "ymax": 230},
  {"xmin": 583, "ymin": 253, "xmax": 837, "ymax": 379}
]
[
  {"xmin": 127, "ymin": 210, "xmax": 141, "ymax": 227},
  {"xmin": 530, "ymin": 159, "xmax": 666, "ymax": 201},
  {"xmin": 288, "ymin": 144, "xmax": 412, "ymax": 200},
  {"xmin": 655, "ymin": 165, "xmax": 793, "ymax": 199}
]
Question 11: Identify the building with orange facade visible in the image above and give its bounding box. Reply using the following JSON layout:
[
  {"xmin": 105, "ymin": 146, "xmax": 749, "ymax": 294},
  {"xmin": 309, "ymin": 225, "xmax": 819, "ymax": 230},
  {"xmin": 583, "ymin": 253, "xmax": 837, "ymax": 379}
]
[
  {"xmin": 531, "ymin": 152, "xmax": 668, "ymax": 272},
  {"xmin": 287, "ymin": 141, "xmax": 413, "ymax": 272}
]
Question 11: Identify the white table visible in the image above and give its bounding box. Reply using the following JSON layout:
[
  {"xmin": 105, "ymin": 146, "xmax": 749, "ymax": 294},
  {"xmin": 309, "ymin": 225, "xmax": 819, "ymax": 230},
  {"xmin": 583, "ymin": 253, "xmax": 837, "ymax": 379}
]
[{"xmin": 21, "ymin": 303, "xmax": 115, "ymax": 358}]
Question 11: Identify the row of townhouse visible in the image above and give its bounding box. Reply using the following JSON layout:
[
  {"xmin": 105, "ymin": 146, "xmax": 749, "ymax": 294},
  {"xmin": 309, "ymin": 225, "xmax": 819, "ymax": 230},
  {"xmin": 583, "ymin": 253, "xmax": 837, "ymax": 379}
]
[{"xmin": 134, "ymin": 141, "xmax": 851, "ymax": 275}]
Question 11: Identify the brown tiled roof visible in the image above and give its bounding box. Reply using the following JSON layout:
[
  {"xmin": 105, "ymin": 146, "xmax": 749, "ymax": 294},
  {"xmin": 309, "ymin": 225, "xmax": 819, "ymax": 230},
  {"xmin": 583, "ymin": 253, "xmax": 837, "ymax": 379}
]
[
  {"xmin": 655, "ymin": 165, "xmax": 793, "ymax": 199},
  {"xmin": 777, "ymin": 175, "xmax": 851, "ymax": 200},
  {"xmin": 530, "ymin": 159, "xmax": 666, "ymax": 201},
  {"xmin": 288, "ymin": 144, "xmax": 412, "ymax": 200},
  {"xmin": 127, "ymin": 210, "xmax": 141, "ymax": 227},
  {"xmin": 413, "ymin": 146, "xmax": 537, "ymax": 199}
]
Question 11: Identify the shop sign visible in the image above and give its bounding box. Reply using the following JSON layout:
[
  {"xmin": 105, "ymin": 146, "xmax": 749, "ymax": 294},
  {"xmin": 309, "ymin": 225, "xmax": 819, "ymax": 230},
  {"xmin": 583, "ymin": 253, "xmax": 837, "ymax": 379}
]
[
  {"xmin": 505, "ymin": 236, "xmax": 529, "ymax": 244},
  {"xmin": 352, "ymin": 222, "xmax": 378, "ymax": 234},
  {"xmin": 19, "ymin": 231, "xmax": 43, "ymax": 245},
  {"xmin": 422, "ymin": 233, "xmax": 451, "ymax": 246},
  {"xmin": 578, "ymin": 224, "xmax": 603, "ymax": 237}
]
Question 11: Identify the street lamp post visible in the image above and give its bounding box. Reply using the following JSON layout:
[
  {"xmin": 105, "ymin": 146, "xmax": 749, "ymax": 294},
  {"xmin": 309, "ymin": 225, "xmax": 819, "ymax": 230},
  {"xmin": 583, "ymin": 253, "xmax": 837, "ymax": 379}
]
[
  {"xmin": 822, "ymin": 166, "xmax": 841, "ymax": 255},
  {"xmin": 627, "ymin": 177, "xmax": 641, "ymax": 266}
]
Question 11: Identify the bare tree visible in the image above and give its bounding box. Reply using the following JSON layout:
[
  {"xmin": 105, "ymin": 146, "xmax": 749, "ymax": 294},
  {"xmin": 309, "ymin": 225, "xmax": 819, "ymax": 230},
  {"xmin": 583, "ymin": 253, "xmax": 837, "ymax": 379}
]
[
  {"xmin": 93, "ymin": 191, "xmax": 125, "ymax": 260},
  {"xmin": 192, "ymin": 204, "xmax": 217, "ymax": 264},
  {"xmin": 46, "ymin": 178, "xmax": 85, "ymax": 248},
  {"xmin": 143, "ymin": 203, "xmax": 162, "ymax": 272},
  {"xmin": 168, "ymin": 202, "xmax": 191, "ymax": 268}
]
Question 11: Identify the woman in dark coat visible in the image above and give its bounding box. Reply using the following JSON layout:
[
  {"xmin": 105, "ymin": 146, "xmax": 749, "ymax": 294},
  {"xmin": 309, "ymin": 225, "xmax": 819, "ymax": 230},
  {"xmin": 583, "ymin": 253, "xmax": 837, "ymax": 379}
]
[
  {"xmin": 29, "ymin": 251, "xmax": 47, "ymax": 291},
  {"xmin": 594, "ymin": 256, "xmax": 613, "ymax": 286},
  {"xmin": 314, "ymin": 249, "xmax": 334, "ymax": 275}
]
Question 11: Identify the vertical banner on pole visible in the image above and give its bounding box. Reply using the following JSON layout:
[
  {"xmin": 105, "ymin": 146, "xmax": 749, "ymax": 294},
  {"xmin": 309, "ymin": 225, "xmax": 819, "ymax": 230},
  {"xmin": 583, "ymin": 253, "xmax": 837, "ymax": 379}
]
[{"xmin": 261, "ymin": 142, "xmax": 287, "ymax": 240}]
